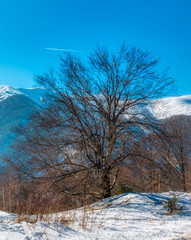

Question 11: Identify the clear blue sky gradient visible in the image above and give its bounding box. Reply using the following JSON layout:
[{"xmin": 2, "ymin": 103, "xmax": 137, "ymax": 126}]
[{"xmin": 0, "ymin": 0, "xmax": 190, "ymax": 95}]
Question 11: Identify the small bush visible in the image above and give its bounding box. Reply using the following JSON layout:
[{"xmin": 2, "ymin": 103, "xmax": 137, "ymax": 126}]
[
  {"xmin": 117, "ymin": 183, "xmax": 134, "ymax": 194},
  {"xmin": 165, "ymin": 196, "xmax": 183, "ymax": 215}
]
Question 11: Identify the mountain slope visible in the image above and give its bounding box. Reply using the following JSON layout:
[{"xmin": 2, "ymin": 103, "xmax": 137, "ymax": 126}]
[
  {"xmin": 19, "ymin": 87, "xmax": 47, "ymax": 104},
  {"xmin": 0, "ymin": 85, "xmax": 45, "ymax": 153}
]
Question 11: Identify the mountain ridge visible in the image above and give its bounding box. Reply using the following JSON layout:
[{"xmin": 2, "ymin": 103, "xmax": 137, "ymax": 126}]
[{"xmin": 0, "ymin": 85, "xmax": 191, "ymax": 153}]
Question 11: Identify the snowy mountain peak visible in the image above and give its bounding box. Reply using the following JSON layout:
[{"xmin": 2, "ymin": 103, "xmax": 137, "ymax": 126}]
[
  {"xmin": 0, "ymin": 85, "xmax": 24, "ymax": 101},
  {"xmin": 153, "ymin": 95, "xmax": 191, "ymax": 119},
  {"xmin": 0, "ymin": 85, "xmax": 47, "ymax": 104}
]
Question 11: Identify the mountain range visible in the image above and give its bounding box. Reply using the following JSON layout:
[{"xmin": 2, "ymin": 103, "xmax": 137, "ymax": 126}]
[{"xmin": 0, "ymin": 85, "xmax": 191, "ymax": 153}]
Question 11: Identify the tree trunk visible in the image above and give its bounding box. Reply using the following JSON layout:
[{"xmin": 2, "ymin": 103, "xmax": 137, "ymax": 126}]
[
  {"xmin": 155, "ymin": 169, "xmax": 161, "ymax": 193},
  {"xmin": 182, "ymin": 170, "xmax": 187, "ymax": 192},
  {"xmin": 180, "ymin": 162, "xmax": 187, "ymax": 192},
  {"xmin": 101, "ymin": 170, "xmax": 111, "ymax": 198}
]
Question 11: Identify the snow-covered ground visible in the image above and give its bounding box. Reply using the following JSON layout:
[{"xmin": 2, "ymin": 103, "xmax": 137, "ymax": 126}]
[{"xmin": 1, "ymin": 192, "xmax": 191, "ymax": 240}]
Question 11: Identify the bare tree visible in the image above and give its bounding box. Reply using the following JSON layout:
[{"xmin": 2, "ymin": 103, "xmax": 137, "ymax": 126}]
[
  {"xmin": 135, "ymin": 115, "xmax": 191, "ymax": 192},
  {"xmin": 4, "ymin": 45, "xmax": 174, "ymax": 199},
  {"xmin": 161, "ymin": 115, "xmax": 191, "ymax": 191},
  {"xmin": 132, "ymin": 132, "xmax": 178, "ymax": 192}
]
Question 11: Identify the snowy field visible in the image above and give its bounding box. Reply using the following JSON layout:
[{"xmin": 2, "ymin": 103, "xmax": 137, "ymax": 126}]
[{"xmin": 0, "ymin": 192, "xmax": 191, "ymax": 240}]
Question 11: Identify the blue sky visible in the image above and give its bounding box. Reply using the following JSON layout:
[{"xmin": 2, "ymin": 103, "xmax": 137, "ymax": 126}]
[{"xmin": 0, "ymin": 0, "xmax": 190, "ymax": 95}]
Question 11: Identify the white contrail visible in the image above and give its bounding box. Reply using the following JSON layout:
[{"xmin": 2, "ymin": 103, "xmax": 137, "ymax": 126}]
[{"xmin": 45, "ymin": 48, "xmax": 80, "ymax": 52}]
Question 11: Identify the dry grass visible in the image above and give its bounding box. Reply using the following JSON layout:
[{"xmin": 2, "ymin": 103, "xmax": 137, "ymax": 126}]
[
  {"xmin": 13, "ymin": 202, "xmax": 107, "ymax": 232},
  {"xmin": 15, "ymin": 214, "xmax": 38, "ymax": 224}
]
